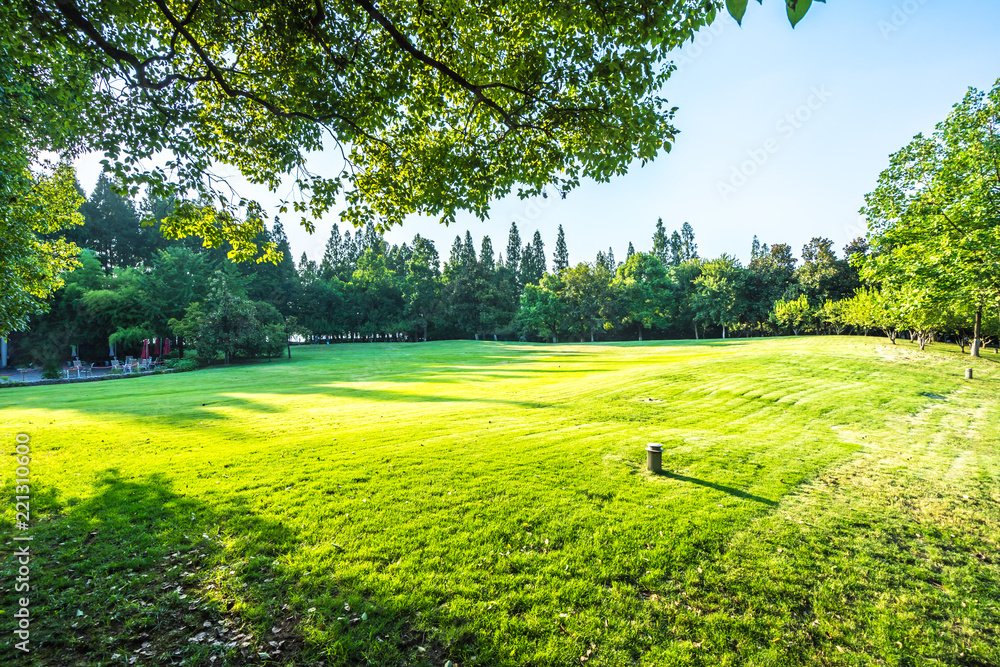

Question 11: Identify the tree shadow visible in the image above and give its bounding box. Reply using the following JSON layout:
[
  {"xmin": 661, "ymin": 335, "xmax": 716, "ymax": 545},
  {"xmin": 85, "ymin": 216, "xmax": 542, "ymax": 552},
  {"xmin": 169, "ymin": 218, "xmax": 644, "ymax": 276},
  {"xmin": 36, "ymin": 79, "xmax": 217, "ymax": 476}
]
[
  {"xmin": 655, "ymin": 470, "xmax": 778, "ymax": 507},
  {"xmin": 0, "ymin": 470, "xmax": 514, "ymax": 666}
]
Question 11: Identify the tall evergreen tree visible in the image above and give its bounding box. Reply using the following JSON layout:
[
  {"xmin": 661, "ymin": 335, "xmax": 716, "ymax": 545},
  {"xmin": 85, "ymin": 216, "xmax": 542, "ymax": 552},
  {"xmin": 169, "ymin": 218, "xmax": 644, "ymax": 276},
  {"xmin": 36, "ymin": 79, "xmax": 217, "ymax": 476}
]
[
  {"xmin": 462, "ymin": 230, "xmax": 478, "ymax": 268},
  {"xmin": 361, "ymin": 221, "xmax": 385, "ymax": 256},
  {"xmin": 343, "ymin": 229, "xmax": 360, "ymax": 271},
  {"xmin": 245, "ymin": 219, "xmax": 297, "ymax": 315},
  {"xmin": 627, "ymin": 242, "xmax": 635, "ymax": 260},
  {"xmin": 607, "ymin": 247, "xmax": 616, "ymax": 271},
  {"xmin": 531, "ymin": 230, "xmax": 546, "ymax": 276},
  {"xmin": 386, "ymin": 243, "xmax": 402, "ymax": 274},
  {"xmin": 298, "ymin": 252, "xmax": 319, "ymax": 285},
  {"xmin": 404, "ymin": 236, "xmax": 441, "ymax": 341},
  {"xmin": 669, "ymin": 230, "xmax": 683, "ymax": 265},
  {"xmin": 321, "ymin": 223, "xmax": 345, "ymax": 279},
  {"xmin": 506, "ymin": 223, "xmax": 522, "ymax": 282},
  {"xmin": 553, "ymin": 225, "xmax": 569, "ymax": 273},
  {"xmin": 519, "ymin": 243, "xmax": 537, "ymax": 286},
  {"xmin": 68, "ymin": 173, "xmax": 153, "ymax": 271},
  {"xmin": 652, "ymin": 217, "xmax": 670, "ymax": 265},
  {"xmin": 444, "ymin": 235, "xmax": 477, "ymax": 335},
  {"xmin": 680, "ymin": 222, "xmax": 698, "ymax": 260},
  {"xmin": 474, "ymin": 236, "xmax": 504, "ymax": 338},
  {"xmin": 448, "ymin": 235, "xmax": 464, "ymax": 268},
  {"xmin": 596, "ymin": 250, "xmax": 608, "ymax": 271},
  {"xmin": 480, "ymin": 236, "xmax": 496, "ymax": 272},
  {"xmin": 272, "ymin": 220, "xmax": 293, "ymax": 262}
]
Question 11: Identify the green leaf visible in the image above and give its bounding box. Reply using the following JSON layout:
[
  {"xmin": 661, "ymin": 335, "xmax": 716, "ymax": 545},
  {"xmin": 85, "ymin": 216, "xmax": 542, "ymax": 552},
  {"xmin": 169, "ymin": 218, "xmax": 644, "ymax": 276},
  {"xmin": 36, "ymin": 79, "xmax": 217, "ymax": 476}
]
[
  {"xmin": 726, "ymin": 0, "xmax": 749, "ymax": 25},
  {"xmin": 787, "ymin": 0, "xmax": 813, "ymax": 28}
]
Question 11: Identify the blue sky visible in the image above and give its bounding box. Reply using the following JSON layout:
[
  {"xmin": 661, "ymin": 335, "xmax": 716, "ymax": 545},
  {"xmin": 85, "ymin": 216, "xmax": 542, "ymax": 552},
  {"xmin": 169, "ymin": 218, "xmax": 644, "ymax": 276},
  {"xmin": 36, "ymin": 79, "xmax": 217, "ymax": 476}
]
[{"xmin": 74, "ymin": 1, "xmax": 1000, "ymax": 268}]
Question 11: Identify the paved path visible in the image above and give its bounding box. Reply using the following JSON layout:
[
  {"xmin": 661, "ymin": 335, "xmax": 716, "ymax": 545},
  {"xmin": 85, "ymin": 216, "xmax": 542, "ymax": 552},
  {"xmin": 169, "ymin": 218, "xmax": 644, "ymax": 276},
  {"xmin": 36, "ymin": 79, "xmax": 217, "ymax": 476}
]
[{"xmin": 1, "ymin": 366, "xmax": 151, "ymax": 384}]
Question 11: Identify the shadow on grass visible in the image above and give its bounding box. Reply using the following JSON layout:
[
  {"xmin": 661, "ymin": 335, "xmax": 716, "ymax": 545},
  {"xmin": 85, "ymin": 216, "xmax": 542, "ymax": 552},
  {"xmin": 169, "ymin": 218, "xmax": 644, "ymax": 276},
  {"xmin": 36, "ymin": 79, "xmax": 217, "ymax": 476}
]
[
  {"xmin": 656, "ymin": 471, "xmax": 778, "ymax": 507},
  {"xmin": 2, "ymin": 339, "xmax": 718, "ymax": 428},
  {"xmin": 0, "ymin": 471, "xmax": 498, "ymax": 666}
]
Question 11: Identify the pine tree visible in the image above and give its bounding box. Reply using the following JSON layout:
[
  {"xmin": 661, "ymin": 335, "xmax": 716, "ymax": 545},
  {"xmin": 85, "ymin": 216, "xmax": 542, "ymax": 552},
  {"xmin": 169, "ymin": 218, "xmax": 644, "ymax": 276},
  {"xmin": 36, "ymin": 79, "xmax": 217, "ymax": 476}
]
[
  {"xmin": 553, "ymin": 224, "xmax": 569, "ymax": 273},
  {"xmin": 652, "ymin": 217, "xmax": 669, "ymax": 265},
  {"xmin": 321, "ymin": 223, "xmax": 344, "ymax": 279},
  {"xmin": 506, "ymin": 222, "xmax": 522, "ymax": 280},
  {"xmin": 362, "ymin": 221, "xmax": 384, "ymax": 255},
  {"xmin": 444, "ymin": 235, "xmax": 477, "ymax": 336},
  {"xmin": 394, "ymin": 242, "xmax": 413, "ymax": 275},
  {"xmin": 343, "ymin": 229, "xmax": 360, "ymax": 270},
  {"xmin": 246, "ymin": 219, "xmax": 297, "ymax": 314},
  {"xmin": 669, "ymin": 230, "xmax": 683, "ymax": 265},
  {"xmin": 519, "ymin": 243, "xmax": 536, "ymax": 286},
  {"xmin": 680, "ymin": 222, "xmax": 698, "ymax": 260},
  {"xmin": 531, "ymin": 230, "xmax": 546, "ymax": 276},
  {"xmin": 627, "ymin": 242, "xmax": 635, "ymax": 260},
  {"xmin": 596, "ymin": 251, "xmax": 607, "ymax": 272},
  {"xmin": 461, "ymin": 230, "xmax": 478, "ymax": 268},
  {"xmin": 404, "ymin": 236, "xmax": 441, "ymax": 342},
  {"xmin": 70, "ymin": 173, "xmax": 150, "ymax": 270},
  {"xmin": 298, "ymin": 252, "xmax": 319, "ymax": 284},
  {"xmin": 475, "ymin": 236, "xmax": 500, "ymax": 338},
  {"xmin": 448, "ymin": 235, "xmax": 463, "ymax": 268},
  {"xmin": 480, "ymin": 236, "xmax": 496, "ymax": 272},
  {"xmin": 271, "ymin": 219, "xmax": 293, "ymax": 264}
]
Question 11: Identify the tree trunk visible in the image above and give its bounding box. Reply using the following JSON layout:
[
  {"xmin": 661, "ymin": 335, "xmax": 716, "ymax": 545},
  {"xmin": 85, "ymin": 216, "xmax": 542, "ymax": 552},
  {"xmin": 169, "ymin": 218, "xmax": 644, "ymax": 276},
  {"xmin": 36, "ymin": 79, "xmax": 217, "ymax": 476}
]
[
  {"xmin": 722, "ymin": 326, "xmax": 726, "ymax": 339},
  {"xmin": 971, "ymin": 306, "xmax": 982, "ymax": 357},
  {"xmin": 638, "ymin": 323, "xmax": 643, "ymax": 342},
  {"xmin": 423, "ymin": 323, "xmax": 428, "ymax": 342},
  {"xmin": 287, "ymin": 340, "xmax": 291, "ymax": 359},
  {"xmin": 591, "ymin": 332, "xmax": 595, "ymax": 343},
  {"xmin": 693, "ymin": 322, "xmax": 698, "ymax": 340}
]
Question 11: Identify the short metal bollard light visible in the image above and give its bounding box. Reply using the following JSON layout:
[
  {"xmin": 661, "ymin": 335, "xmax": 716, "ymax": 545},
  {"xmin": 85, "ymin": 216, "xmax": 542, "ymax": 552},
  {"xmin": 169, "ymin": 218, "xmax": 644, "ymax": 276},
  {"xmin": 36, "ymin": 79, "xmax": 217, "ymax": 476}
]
[
  {"xmin": 966, "ymin": 368, "xmax": 974, "ymax": 380},
  {"xmin": 646, "ymin": 443, "xmax": 663, "ymax": 473}
]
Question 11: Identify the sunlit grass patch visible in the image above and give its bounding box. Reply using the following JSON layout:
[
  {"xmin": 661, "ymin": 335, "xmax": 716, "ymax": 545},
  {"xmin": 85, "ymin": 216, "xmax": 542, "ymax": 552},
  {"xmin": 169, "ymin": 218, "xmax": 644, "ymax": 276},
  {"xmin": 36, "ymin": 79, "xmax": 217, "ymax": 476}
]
[{"xmin": 1, "ymin": 336, "xmax": 998, "ymax": 665}]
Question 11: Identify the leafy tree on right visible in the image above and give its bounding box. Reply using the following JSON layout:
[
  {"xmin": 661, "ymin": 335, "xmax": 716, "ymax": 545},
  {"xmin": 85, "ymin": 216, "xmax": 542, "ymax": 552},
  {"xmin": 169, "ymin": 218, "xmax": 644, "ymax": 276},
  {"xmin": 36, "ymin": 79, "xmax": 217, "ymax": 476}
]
[{"xmin": 860, "ymin": 79, "xmax": 1000, "ymax": 357}]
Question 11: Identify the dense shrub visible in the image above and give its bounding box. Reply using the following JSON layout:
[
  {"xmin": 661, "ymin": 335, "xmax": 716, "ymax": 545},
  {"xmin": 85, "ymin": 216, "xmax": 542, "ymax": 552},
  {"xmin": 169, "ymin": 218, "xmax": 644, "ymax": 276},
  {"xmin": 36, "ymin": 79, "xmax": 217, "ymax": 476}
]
[{"xmin": 167, "ymin": 359, "xmax": 200, "ymax": 372}]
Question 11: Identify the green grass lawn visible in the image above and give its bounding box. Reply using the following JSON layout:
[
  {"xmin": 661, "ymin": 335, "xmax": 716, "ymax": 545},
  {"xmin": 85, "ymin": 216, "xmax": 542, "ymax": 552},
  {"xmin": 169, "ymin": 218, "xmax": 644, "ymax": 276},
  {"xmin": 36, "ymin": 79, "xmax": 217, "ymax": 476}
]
[{"xmin": 2, "ymin": 336, "xmax": 999, "ymax": 666}]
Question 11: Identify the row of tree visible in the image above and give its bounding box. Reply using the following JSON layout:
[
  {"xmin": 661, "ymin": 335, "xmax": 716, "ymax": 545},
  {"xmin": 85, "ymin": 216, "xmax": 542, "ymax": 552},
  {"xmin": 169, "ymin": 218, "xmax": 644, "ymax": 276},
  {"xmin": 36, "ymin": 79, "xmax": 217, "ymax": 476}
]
[{"xmin": 12, "ymin": 169, "xmax": 876, "ymax": 368}]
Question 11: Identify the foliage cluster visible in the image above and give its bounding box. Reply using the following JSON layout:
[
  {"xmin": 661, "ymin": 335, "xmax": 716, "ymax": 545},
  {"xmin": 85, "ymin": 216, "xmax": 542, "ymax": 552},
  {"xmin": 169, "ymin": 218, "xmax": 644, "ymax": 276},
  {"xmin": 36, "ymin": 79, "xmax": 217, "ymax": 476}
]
[{"xmin": 860, "ymin": 79, "xmax": 1000, "ymax": 357}]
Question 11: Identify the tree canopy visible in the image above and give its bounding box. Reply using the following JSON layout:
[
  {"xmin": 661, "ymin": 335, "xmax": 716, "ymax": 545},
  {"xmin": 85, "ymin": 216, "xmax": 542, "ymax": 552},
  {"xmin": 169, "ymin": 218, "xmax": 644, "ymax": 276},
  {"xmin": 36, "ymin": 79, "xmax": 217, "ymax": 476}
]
[
  {"xmin": 861, "ymin": 79, "xmax": 1000, "ymax": 356},
  {"xmin": 9, "ymin": 0, "xmax": 727, "ymax": 242},
  {"xmin": 2, "ymin": 0, "xmax": 819, "ymax": 336}
]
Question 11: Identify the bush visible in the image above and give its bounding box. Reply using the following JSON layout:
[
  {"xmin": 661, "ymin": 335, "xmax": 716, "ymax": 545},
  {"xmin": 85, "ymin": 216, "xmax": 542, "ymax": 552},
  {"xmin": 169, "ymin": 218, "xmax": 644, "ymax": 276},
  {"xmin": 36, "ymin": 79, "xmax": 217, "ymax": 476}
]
[
  {"xmin": 168, "ymin": 359, "xmax": 200, "ymax": 372},
  {"xmin": 41, "ymin": 365, "xmax": 62, "ymax": 380}
]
